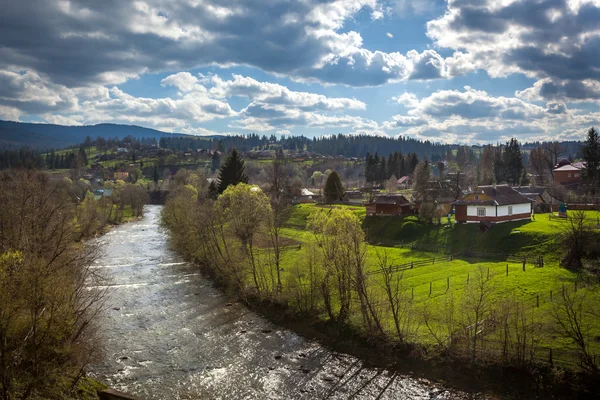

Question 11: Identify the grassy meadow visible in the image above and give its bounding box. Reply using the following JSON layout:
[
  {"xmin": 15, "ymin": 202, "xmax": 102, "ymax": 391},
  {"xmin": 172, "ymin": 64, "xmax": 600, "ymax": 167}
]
[{"xmin": 271, "ymin": 204, "xmax": 600, "ymax": 366}]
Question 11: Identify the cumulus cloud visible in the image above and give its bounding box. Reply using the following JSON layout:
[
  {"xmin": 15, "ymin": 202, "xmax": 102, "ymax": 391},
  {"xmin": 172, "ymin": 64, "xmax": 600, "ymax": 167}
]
[
  {"xmin": 0, "ymin": 0, "xmax": 447, "ymax": 89},
  {"xmin": 427, "ymin": 0, "xmax": 600, "ymax": 101},
  {"xmin": 383, "ymin": 86, "xmax": 592, "ymax": 143}
]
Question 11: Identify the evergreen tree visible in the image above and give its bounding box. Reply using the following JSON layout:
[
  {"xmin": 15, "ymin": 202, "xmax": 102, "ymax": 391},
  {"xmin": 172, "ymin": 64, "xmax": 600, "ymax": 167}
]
[
  {"xmin": 493, "ymin": 145, "xmax": 504, "ymax": 183},
  {"xmin": 153, "ymin": 165, "xmax": 160, "ymax": 184},
  {"xmin": 217, "ymin": 149, "xmax": 249, "ymax": 194},
  {"xmin": 78, "ymin": 145, "xmax": 88, "ymax": 166},
  {"xmin": 582, "ymin": 127, "xmax": 600, "ymax": 189},
  {"xmin": 503, "ymin": 138, "xmax": 523, "ymax": 185},
  {"xmin": 324, "ymin": 170, "xmax": 345, "ymax": 203},
  {"xmin": 211, "ymin": 151, "xmax": 221, "ymax": 173}
]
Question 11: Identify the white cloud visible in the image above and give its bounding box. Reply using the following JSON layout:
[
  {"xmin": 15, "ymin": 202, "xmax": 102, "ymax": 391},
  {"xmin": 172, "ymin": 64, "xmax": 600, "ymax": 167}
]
[
  {"xmin": 427, "ymin": 0, "xmax": 600, "ymax": 101},
  {"xmin": 383, "ymin": 86, "xmax": 595, "ymax": 143}
]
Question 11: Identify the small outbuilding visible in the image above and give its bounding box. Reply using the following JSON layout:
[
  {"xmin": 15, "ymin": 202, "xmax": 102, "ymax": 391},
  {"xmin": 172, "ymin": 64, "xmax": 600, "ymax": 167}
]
[
  {"xmin": 366, "ymin": 194, "xmax": 414, "ymax": 216},
  {"xmin": 297, "ymin": 188, "xmax": 315, "ymax": 203}
]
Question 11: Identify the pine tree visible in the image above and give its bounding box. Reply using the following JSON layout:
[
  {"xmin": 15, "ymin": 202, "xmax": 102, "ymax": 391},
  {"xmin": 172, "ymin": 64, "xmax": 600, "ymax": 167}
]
[
  {"xmin": 211, "ymin": 151, "xmax": 221, "ymax": 173},
  {"xmin": 217, "ymin": 149, "xmax": 249, "ymax": 194},
  {"xmin": 503, "ymin": 138, "xmax": 523, "ymax": 185},
  {"xmin": 582, "ymin": 127, "xmax": 600, "ymax": 190},
  {"xmin": 324, "ymin": 170, "xmax": 345, "ymax": 203},
  {"xmin": 153, "ymin": 165, "xmax": 160, "ymax": 184}
]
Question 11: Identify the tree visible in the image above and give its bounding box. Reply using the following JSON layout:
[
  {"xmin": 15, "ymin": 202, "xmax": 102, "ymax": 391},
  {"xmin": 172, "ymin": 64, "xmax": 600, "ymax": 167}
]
[
  {"xmin": 582, "ymin": 127, "xmax": 600, "ymax": 190},
  {"xmin": 323, "ymin": 170, "xmax": 345, "ymax": 203},
  {"xmin": 529, "ymin": 146, "xmax": 551, "ymax": 185},
  {"xmin": 413, "ymin": 159, "xmax": 431, "ymax": 199},
  {"xmin": 211, "ymin": 151, "xmax": 221, "ymax": 173},
  {"xmin": 543, "ymin": 141, "xmax": 565, "ymax": 179},
  {"xmin": 218, "ymin": 184, "xmax": 271, "ymax": 293},
  {"xmin": 503, "ymin": 138, "xmax": 524, "ymax": 185},
  {"xmin": 217, "ymin": 149, "xmax": 248, "ymax": 194},
  {"xmin": 560, "ymin": 210, "xmax": 593, "ymax": 270},
  {"xmin": 0, "ymin": 171, "xmax": 106, "ymax": 399},
  {"xmin": 153, "ymin": 165, "xmax": 160, "ymax": 184}
]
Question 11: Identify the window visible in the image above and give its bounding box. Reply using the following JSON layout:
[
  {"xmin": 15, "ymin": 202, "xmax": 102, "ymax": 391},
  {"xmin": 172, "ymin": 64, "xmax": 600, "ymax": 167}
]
[
  {"xmin": 568, "ymin": 173, "xmax": 572, "ymax": 178},
  {"xmin": 575, "ymin": 173, "xmax": 580, "ymax": 178},
  {"xmin": 477, "ymin": 207, "xmax": 486, "ymax": 217},
  {"xmin": 474, "ymin": 194, "xmax": 479, "ymax": 200},
  {"xmin": 508, "ymin": 205, "xmax": 513, "ymax": 216}
]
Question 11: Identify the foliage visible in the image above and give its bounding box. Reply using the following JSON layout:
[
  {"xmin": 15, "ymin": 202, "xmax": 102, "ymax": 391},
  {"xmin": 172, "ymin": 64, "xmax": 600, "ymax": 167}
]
[
  {"xmin": 0, "ymin": 170, "xmax": 106, "ymax": 400},
  {"xmin": 323, "ymin": 170, "xmax": 345, "ymax": 202}
]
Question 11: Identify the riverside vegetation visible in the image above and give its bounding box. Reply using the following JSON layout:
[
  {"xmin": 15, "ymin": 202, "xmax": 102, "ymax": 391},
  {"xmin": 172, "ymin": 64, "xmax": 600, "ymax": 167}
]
[
  {"xmin": 161, "ymin": 156, "xmax": 600, "ymax": 398},
  {"xmin": 0, "ymin": 170, "xmax": 147, "ymax": 400}
]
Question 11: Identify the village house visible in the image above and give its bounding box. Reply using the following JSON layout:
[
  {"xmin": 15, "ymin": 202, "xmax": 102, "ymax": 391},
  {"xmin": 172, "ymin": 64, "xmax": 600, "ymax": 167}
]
[
  {"xmin": 453, "ymin": 185, "xmax": 533, "ymax": 223},
  {"xmin": 297, "ymin": 188, "xmax": 315, "ymax": 203},
  {"xmin": 396, "ymin": 175, "xmax": 413, "ymax": 190},
  {"xmin": 114, "ymin": 170, "xmax": 129, "ymax": 181},
  {"xmin": 366, "ymin": 194, "xmax": 414, "ymax": 216},
  {"xmin": 553, "ymin": 161, "xmax": 585, "ymax": 187}
]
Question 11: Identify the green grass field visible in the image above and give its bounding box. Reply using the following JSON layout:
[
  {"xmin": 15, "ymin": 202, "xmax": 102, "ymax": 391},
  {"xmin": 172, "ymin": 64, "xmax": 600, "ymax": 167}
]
[{"xmin": 274, "ymin": 204, "xmax": 600, "ymax": 366}]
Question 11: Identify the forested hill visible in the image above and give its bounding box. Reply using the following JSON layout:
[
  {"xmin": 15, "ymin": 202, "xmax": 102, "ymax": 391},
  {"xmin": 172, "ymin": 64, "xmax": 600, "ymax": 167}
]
[
  {"xmin": 159, "ymin": 134, "xmax": 450, "ymax": 159},
  {"xmin": 0, "ymin": 120, "xmax": 185, "ymax": 149}
]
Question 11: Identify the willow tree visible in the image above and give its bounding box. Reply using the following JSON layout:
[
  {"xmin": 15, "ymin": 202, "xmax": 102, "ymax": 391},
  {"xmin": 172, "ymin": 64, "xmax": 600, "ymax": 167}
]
[
  {"xmin": 218, "ymin": 184, "xmax": 272, "ymax": 294},
  {"xmin": 308, "ymin": 208, "xmax": 381, "ymax": 331}
]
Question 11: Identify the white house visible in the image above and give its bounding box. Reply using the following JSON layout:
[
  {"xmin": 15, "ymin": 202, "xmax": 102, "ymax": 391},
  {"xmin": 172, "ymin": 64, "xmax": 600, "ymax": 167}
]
[
  {"xmin": 297, "ymin": 188, "xmax": 315, "ymax": 203},
  {"xmin": 453, "ymin": 185, "xmax": 533, "ymax": 223}
]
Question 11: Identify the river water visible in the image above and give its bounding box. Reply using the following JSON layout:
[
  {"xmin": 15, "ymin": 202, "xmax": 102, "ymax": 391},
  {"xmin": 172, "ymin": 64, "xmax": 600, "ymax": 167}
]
[{"xmin": 88, "ymin": 205, "xmax": 476, "ymax": 400}]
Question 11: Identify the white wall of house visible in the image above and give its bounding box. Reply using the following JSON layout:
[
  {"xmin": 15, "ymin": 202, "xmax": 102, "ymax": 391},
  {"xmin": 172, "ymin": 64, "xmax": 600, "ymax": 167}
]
[
  {"xmin": 497, "ymin": 203, "xmax": 530, "ymax": 216},
  {"xmin": 466, "ymin": 205, "xmax": 496, "ymax": 217}
]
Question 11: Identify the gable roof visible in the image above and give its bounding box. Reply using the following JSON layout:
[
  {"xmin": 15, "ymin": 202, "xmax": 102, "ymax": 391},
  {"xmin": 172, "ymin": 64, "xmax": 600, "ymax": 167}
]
[
  {"xmin": 397, "ymin": 176, "xmax": 411, "ymax": 184},
  {"xmin": 514, "ymin": 186, "xmax": 546, "ymax": 196},
  {"xmin": 300, "ymin": 188, "xmax": 315, "ymax": 196},
  {"xmin": 554, "ymin": 164, "xmax": 581, "ymax": 172},
  {"xmin": 372, "ymin": 194, "xmax": 412, "ymax": 205},
  {"xmin": 454, "ymin": 185, "xmax": 533, "ymax": 206}
]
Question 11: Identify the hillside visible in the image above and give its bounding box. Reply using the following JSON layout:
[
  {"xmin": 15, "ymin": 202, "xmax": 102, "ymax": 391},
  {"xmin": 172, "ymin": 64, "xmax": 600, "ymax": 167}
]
[{"xmin": 0, "ymin": 120, "xmax": 187, "ymax": 149}]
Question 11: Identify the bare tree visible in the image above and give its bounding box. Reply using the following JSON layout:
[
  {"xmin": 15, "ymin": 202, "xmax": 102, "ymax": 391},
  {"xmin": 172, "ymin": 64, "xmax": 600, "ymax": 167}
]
[
  {"xmin": 560, "ymin": 210, "xmax": 593, "ymax": 270},
  {"xmin": 551, "ymin": 287, "xmax": 599, "ymax": 373},
  {"xmin": 461, "ymin": 266, "xmax": 496, "ymax": 362},
  {"xmin": 543, "ymin": 141, "xmax": 566, "ymax": 179}
]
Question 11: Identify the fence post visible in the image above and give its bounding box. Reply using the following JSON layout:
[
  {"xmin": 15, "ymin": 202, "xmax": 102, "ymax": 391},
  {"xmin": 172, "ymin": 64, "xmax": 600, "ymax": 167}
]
[
  {"xmin": 536, "ymin": 294, "xmax": 539, "ymax": 308},
  {"xmin": 411, "ymin": 261, "xmax": 413, "ymax": 269},
  {"xmin": 522, "ymin": 261, "xmax": 525, "ymax": 272},
  {"xmin": 447, "ymin": 277, "xmax": 450, "ymax": 292},
  {"xmin": 541, "ymin": 256, "xmax": 544, "ymax": 268},
  {"xmin": 467, "ymin": 274, "xmax": 470, "ymax": 284},
  {"xmin": 429, "ymin": 282, "xmax": 432, "ymax": 296},
  {"xmin": 411, "ymin": 287, "xmax": 414, "ymax": 300},
  {"xmin": 450, "ymin": 254, "xmax": 453, "ymax": 261},
  {"xmin": 522, "ymin": 257, "xmax": 526, "ymax": 270},
  {"xmin": 550, "ymin": 290, "xmax": 552, "ymax": 301},
  {"xmin": 506, "ymin": 264, "xmax": 509, "ymax": 276},
  {"xmin": 487, "ymin": 267, "xmax": 490, "ymax": 280}
]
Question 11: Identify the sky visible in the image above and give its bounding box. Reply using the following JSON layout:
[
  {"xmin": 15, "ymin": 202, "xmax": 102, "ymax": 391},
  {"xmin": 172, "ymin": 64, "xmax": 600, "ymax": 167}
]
[{"xmin": 1, "ymin": 0, "xmax": 600, "ymax": 144}]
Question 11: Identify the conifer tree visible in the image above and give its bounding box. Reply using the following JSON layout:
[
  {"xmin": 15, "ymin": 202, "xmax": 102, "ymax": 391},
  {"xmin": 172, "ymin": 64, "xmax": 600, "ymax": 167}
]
[
  {"xmin": 324, "ymin": 170, "xmax": 345, "ymax": 203},
  {"xmin": 217, "ymin": 149, "xmax": 249, "ymax": 194},
  {"xmin": 582, "ymin": 127, "xmax": 600, "ymax": 189}
]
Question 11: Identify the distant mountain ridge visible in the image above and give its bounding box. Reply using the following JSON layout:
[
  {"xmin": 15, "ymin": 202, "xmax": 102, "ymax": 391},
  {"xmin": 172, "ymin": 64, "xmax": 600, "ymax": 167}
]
[{"xmin": 0, "ymin": 120, "xmax": 188, "ymax": 149}]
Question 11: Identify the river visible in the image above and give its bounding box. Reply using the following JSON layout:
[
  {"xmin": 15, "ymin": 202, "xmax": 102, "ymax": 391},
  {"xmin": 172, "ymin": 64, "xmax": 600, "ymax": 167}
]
[{"xmin": 88, "ymin": 205, "xmax": 477, "ymax": 400}]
